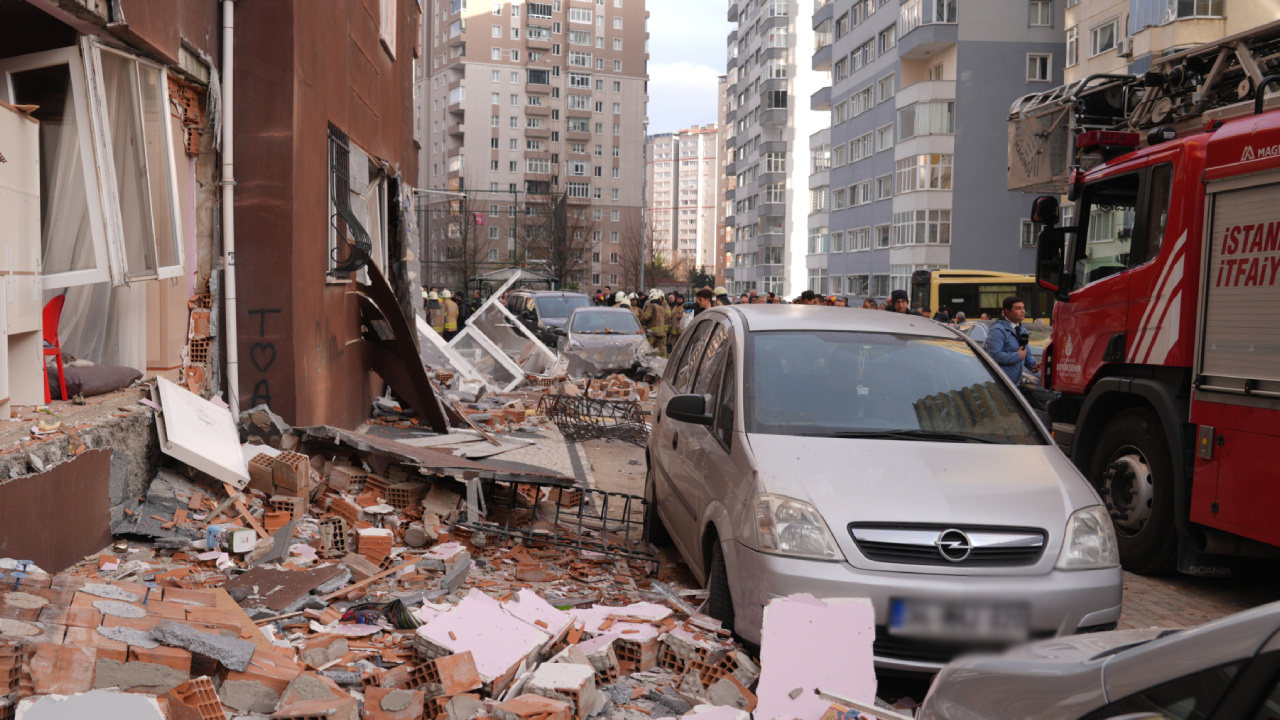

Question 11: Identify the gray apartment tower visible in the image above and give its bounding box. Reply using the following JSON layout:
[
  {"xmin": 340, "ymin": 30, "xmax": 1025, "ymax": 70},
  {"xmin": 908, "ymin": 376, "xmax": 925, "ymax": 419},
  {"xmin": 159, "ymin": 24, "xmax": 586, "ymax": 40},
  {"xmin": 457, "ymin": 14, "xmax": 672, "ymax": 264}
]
[
  {"xmin": 724, "ymin": 0, "xmax": 828, "ymax": 298},
  {"xmin": 812, "ymin": 0, "xmax": 1065, "ymax": 301}
]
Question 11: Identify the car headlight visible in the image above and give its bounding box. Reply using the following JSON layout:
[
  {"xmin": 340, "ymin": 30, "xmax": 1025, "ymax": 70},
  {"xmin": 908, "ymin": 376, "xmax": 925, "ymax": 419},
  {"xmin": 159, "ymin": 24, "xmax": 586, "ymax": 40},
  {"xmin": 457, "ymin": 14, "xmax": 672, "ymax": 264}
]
[
  {"xmin": 753, "ymin": 494, "xmax": 843, "ymax": 561},
  {"xmin": 1056, "ymin": 505, "xmax": 1119, "ymax": 570}
]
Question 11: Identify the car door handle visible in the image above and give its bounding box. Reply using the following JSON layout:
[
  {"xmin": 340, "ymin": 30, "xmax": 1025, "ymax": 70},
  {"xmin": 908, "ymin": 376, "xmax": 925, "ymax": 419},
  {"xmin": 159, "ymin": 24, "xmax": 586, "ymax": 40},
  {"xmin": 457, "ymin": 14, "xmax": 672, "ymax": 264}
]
[{"xmin": 672, "ymin": 432, "xmax": 678, "ymax": 451}]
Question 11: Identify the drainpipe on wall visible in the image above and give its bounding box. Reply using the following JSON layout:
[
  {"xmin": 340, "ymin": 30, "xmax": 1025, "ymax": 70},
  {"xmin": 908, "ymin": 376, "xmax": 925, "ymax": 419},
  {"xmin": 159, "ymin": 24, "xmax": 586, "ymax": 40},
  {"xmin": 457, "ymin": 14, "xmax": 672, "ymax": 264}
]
[{"xmin": 221, "ymin": 0, "xmax": 240, "ymax": 412}]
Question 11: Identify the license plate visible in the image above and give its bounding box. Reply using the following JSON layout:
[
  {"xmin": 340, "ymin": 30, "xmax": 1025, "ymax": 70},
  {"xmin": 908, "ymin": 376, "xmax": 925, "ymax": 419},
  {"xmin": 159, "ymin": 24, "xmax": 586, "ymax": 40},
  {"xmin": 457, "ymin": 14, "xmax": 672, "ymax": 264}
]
[{"xmin": 889, "ymin": 598, "xmax": 1030, "ymax": 642}]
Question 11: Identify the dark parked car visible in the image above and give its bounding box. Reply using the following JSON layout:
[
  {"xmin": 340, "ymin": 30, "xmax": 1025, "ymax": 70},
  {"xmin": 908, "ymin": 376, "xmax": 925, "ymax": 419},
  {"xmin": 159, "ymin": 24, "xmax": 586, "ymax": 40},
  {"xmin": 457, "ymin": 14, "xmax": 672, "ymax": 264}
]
[{"xmin": 507, "ymin": 291, "xmax": 592, "ymax": 346}]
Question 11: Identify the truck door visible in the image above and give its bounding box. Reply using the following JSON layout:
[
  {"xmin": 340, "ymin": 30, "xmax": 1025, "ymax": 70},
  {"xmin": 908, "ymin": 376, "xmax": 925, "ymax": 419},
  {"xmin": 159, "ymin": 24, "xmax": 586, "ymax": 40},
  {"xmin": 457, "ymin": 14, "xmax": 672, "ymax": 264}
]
[
  {"xmin": 1123, "ymin": 164, "xmax": 1180, "ymax": 367},
  {"xmin": 1054, "ymin": 171, "xmax": 1143, "ymax": 394}
]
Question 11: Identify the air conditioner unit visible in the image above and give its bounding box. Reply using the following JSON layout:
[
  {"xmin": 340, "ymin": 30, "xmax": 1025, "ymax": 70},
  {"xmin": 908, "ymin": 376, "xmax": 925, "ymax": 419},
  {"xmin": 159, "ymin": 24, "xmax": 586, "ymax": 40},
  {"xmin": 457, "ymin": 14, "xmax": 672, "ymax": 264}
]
[{"xmin": 1117, "ymin": 37, "xmax": 1134, "ymax": 58}]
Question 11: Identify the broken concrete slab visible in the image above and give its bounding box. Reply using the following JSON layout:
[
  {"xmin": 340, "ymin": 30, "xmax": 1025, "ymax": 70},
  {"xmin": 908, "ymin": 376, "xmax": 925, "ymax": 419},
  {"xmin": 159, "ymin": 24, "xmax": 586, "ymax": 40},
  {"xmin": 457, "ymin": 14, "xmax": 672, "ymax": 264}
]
[
  {"xmin": 93, "ymin": 600, "xmax": 146, "ymax": 619},
  {"xmin": 80, "ymin": 583, "xmax": 144, "ymax": 603},
  {"xmin": 527, "ymin": 661, "xmax": 604, "ymax": 720},
  {"xmin": 681, "ymin": 704, "xmax": 751, "ymax": 720},
  {"xmin": 493, "ymin": 693, "xmax": 573, "ymax": 720},
  {"xmin": 754, "ymin": 595, "xmax": 875, "ymax": 720},
  {"xmin": 16, "ymin": 689, "xmax": 165, "ymax": 720},
  {"xmin": 93, "ymin": 657, "xmax": 188, "ymax": 693},
  {"xmin": 414, "ymin": 589, "xmax": 550, "ymax": 690},
  {"xmin": 223, "ymin": 564, "xmax": 345, "ymax": 612},
  {"xmin": 150, "ymin": 618, "xmax": 257, "ymax": 672}
]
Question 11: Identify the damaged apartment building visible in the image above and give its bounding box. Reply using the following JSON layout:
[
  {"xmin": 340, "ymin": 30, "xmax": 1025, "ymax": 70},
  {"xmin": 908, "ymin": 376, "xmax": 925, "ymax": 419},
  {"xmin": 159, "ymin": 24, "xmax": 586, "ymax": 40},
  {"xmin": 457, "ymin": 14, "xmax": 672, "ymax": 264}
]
[{"xmin": 0, "ymin": 0, "xmax": 428, "ymax": 565}]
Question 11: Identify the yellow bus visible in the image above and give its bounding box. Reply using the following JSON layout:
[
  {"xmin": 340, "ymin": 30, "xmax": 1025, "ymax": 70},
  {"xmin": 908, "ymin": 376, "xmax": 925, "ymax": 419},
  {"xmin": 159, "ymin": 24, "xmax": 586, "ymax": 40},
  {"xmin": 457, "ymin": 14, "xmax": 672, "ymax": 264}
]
[{"xmin": 910, "ymin": 269, "xmax": 1055, "ymax": 321}]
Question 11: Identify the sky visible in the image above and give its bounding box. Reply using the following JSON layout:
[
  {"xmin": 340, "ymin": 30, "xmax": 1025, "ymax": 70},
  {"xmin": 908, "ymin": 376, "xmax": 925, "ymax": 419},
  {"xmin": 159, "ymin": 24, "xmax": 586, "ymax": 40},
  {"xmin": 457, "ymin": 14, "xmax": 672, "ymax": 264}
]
[{"xmin": 645, "ymin": 0, "xmax": 731, "ymax": 135}]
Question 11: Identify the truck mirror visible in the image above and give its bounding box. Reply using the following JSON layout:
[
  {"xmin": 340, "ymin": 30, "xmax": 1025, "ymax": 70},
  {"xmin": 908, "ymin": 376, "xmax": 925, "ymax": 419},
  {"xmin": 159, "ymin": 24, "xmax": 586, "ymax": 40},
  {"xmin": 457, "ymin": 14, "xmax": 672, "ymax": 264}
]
[
  {"xmin": 1036, "ymin": 226, "xmax": 1067, "ymax": 296},
  {"xmin": 1031, "ymin": 195, "xmax": 1060, "ymax": 226}
]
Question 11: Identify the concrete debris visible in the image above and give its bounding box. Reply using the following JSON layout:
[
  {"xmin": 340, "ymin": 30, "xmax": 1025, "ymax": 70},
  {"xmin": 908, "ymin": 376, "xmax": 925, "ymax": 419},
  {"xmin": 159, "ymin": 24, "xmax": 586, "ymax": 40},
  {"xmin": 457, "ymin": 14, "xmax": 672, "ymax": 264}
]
[{"xmin": 0, "ymin": 379, "xmax": 884, "ymax": 720}]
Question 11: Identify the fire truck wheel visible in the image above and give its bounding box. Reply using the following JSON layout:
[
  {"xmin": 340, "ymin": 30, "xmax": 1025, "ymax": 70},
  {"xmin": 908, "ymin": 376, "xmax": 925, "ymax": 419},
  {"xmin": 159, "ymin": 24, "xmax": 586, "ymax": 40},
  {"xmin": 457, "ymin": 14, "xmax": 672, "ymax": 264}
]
[{"xmin": 1091, "ymin": 408, "xmax": 1177, "ymax": 575}]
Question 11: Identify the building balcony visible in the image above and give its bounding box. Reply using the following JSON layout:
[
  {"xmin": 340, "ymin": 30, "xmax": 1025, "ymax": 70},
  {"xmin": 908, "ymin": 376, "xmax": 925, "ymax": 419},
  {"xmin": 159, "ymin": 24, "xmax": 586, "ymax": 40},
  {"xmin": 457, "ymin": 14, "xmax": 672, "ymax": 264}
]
[
  {"xmin": 897, "ymin": 21, "xmax": 958, "ymax": 61},
  {"xmin": 566, "ymin": 130, "xmax": 591, "ymax": 142},
  {"xmin": 447, "ymin": 121, "xmax": 464, "ymax": 137},
  {"xmin": 762, "ymin": 46, "xmax": 787, "ymax": 63},
  {"xmin": 567, "ymin": 194, "xmax": 591, "ymax": 205},
  {"xmin": 727, "ymin": 0, "xmax": 738, "ymax": 22},
  {"xmin": 812, "ymin": 43, "xmax": 832, "ymax": 72},
  {"xmin": 811, "ymin": 85, "xmax": 831, "ymax": 111},
  {"xmin": 524, "ymin": 126, "xmax": 551, "ymax": 138},
  {"xmin": 725, "ymin": 160, "xmax": 736, "ymax": 176},
  {"xmin": 761, "ymin": 77, "xmax": 787, "ymax": 95},
  {"xmin": 760, "ymin": 139, "xmax": 787, "ymax": 156},
  {"xmin": 526, "ymin": 82, "xmax": 552, "ymax": 95},
  {"xmin": 525, "ymin": 104, "xmax": 551, "ymax": 117},
  {"xmin": 527, "ymin": 37, "xmax": 552, "ymax": 51},
  {"xmin": 813, "ymin": 1, "xmax": 834, "ymax": 29},
  {"xmin": 761, "ymin": 14, "xmax": 788, "ymax": 34}
]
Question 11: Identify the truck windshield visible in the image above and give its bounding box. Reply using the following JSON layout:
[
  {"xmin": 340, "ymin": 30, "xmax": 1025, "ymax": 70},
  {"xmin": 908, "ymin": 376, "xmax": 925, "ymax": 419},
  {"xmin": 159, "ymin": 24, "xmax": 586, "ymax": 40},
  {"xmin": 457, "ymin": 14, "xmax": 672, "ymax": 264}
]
[
  {"xmin": 1074, "ymin": 173, "xmax": 1139, "ymax": 289},
  {"xmin": 745, "ymin": 331, "xmax": 1045, "ymax": 445}
]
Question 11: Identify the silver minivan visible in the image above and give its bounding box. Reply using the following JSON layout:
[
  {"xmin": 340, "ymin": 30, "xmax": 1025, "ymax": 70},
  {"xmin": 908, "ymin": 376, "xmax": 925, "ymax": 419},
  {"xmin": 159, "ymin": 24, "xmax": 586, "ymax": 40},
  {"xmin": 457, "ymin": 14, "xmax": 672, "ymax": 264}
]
[{"xmin": 645, "ymin": 305, "xmax": 1122, "ymax": 672}]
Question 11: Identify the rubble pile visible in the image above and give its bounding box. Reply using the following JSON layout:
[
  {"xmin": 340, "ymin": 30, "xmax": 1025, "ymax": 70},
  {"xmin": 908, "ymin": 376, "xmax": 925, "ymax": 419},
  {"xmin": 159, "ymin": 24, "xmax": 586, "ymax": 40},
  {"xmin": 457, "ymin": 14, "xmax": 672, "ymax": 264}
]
[{"xmin": 0, "ymin": 408, "xmax": 834, "ymax": 720}]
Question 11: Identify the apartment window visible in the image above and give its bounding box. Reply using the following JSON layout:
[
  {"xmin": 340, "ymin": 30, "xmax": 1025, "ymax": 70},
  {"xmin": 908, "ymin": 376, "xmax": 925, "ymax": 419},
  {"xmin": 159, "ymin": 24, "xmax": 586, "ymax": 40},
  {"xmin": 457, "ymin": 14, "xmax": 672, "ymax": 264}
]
[
  {"xmin": 569, "ymin": 51, "xmax": 592, "ymax": 67},
  {"xmin": 1021, "ymin": 220, "xmax": 1039, "ymax": 248},
  {"xmin": 850, "ymin": 180, "xmax": 873, "ymax": 206},
  {"xmin": 850, "ymin": 133, "xmax": 873, "ymax": 162},
  {"xmin": 927, "ymin": 62, "xmax": 944, "ymax": 80},
  {"xmin": 489, "ymin": 227, "xmax": 499, "ymax": 240},
  {"xmin": 892, "ymin": 209, "xmax": 952, "ymax": 245},
  {"xmin": 491, "ymin": 92, "xmax": 500, "ymax": 104},
  {"xmin": 568, "ymin": 94, "xmax": 590, "ymax": 110},
  {"xmin": 878, "ymin": 26, "xmax": 896, "ymax": 54},
  {"xmin": 490, "ymin": 160, "xmax": 500, "ymax": 171},
  {"xmin": 492, "ymin": 25, "xmax": 502, "ymax": 37},
  {"xmin": 832, "ymin": 144, "xmax": 847, "ymax": 167},
  {"xmin": 764, "ymin": 183, "xmax": 786, "ymax": 204},
  {"xmin": 897, "ymin": 101, "xmax": 955, "ymax": 141},
  {"xmin": 569, "ymin": 29, "xmax": 592, "ymax": 44},
  {"xmin": 492, "ymin": 70, "xmax": 501, "ymax": 82},
  {"xmin": 807, "ymin": 268, "xmax": 829, "ymax": 293},
  {"xmin": 528, "ymin": 68, "xmax": 550, "ymax": 84},
  {"xmin": 848, "ymin": 227, "xmax": 871, "ymax": 251},
  {"xmin": 876, "ymin": 123, "xmax": 894, "ymax": 152},
  {"xmin": 1090, "ymin": 19, "xmax": 1118, "ymax": 56},
  {"xmin": 895, "ymin": 154, "xmax": 953, "ymax": 193},
  {"xmin": 614, "ymin": 16, "xmax": 623, "ymax": 28},
  {"xmin": 614, "ymin": 60, "xmax": 622, "ymax": 71},
  {"xmin": 569, "ymin": 8, "xmax": 593, "ymax": 23},
  {"xmin": 490, "ymin": 137, "xmax": 499, "ymax": 149},
  {"xmin": 610, "ymin": 210, "xmax": 619, "ymax": 221},
  {"xmin": 807, "ymin": 228, "xmax": 829, "ymax": 255},
  {"xmin": 834, "ymin": 58, "xmax": 848, "ymax": 82},
  {"xmin": 492, "ymin": 115, "xmax": 500, "ymax": 126},
  {"xmin": 810, "ymin": 186, "xmax": 830, "ymax": 213},
  {"xmin": 875, "ymin": 174, "xmax": 893, "ymax": 200},
  {"xmin": 850, "ymin": 87, "xmax": 874, "ymax": 117},
  {"xmin": 847, "ymin": 274, "xmax": 870, "ymax": 297},
  {"xmin": 610, "ymin": 231, "xmax": 619, "ymax": 243},
  {"xmin": 613, "ymin": 81, "xmax": 622, "ymax": 92},
  {"xmin": 613, "ymin": 38, "xmax": 622, "ymax": 50},
  {"xmin": 569, "ymin": 72, "xmax": 591, "ymax": 88},
  {"xmin": 877, "ymin": 73, "xmax": 895, "ymax": 103},
  {"xmin": 1027, "ymin": 54, "xmax": 1051, "ymax": 82},
  {"xmin": 488, "ymin": 249, "xmax": 499, "ymax": 261},
  {"xmin": 1030, "ymin": 0, "xmax": 1051, "ymax": 26},
  {"xmin": 765, "ymin": 152, "xmax": 786, "ymax": 173},
  {"xmin": 832, "ymin": 188, "xmax": 847, "ymax": 210},
  {"xmin": 528, "ymin": 2, "xmax": 553, "ymax": 18},
  {"xmin": 765, "ymin": 90, "xmax": 788, "ymax": 110},
  {"xmin": 831, "ymin": 231, "xmax": 845, "ymax": 253},
  {"xmin": 569, "ymin": 161, "xmax": 588, "ymax": 176},
  {"xmin": 567, "ymin": 182, "xmax": 590, "ymax": 198}
]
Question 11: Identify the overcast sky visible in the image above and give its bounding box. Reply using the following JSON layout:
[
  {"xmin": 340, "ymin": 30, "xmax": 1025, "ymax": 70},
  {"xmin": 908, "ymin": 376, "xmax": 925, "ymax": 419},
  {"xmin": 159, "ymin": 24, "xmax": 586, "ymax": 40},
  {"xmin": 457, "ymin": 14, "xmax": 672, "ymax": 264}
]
[{"xmin": 646, "ymin": 0, "xmax": 730, "ymax": 135}]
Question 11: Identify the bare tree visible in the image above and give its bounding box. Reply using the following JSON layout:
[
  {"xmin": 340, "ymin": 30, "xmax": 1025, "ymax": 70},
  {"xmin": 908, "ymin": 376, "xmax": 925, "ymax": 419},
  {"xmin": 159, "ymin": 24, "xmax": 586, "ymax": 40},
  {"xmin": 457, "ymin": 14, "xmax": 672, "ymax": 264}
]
[
  {"xmin": 522, "ymin": 194, "xmax": 596, "ymax": 289},
  {"xmin": 620, "ymin": 212, "xmax": 689, "ymax": 290},
  {"xmin": 423, "ymin": 186, "xmax": 490, "ymax": 292}
]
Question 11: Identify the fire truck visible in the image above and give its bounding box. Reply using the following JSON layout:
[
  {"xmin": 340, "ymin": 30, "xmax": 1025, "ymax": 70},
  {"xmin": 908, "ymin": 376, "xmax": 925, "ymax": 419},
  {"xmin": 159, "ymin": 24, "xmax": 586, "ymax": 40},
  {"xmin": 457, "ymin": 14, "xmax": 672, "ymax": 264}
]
[{"xmin": 1008, "ymin": 21, "xmax": 1280, "ymax": 575}]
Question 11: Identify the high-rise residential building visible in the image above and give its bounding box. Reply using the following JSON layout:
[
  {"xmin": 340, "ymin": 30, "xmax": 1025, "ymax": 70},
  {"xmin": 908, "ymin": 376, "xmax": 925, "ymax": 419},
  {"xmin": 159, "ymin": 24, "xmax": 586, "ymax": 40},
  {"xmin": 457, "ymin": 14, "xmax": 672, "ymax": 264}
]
[
  {"xmin": 716, "ymin": 75, "xmax": 734, "ymax": 286},
  {"xmin": 724, "ymin": 0, "xmax": 829, "ymax": 298},
  {"xmin": 421, "ymin": 0, "xmax": 650, "ymax": 291},
  {"xmin": 645, "ymin": 126, "xmax": 721, "ymax": 275},
  {"xmin": 1065, "ymin": 0, "xmax": 1273, "ymax": 84},
  {"xmin": 810, "ymin": 0, "xmax": 1064, "ymax": 301}
]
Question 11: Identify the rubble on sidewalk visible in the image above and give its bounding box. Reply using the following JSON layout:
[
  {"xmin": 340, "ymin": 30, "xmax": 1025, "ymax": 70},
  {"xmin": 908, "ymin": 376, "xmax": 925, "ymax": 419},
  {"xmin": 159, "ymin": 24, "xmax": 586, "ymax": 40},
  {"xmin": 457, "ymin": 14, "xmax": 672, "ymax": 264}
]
[{"xmin": 0, "ymin": 361, "xmax": 901, "ymax": 719}]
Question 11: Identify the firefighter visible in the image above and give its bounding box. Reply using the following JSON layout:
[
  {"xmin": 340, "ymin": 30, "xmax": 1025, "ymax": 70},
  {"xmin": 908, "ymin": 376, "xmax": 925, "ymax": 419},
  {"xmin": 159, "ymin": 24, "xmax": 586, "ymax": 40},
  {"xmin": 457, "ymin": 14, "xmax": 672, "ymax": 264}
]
[
  {"xmin": 641, "ymin": 289, "xmax": 670, "ymax": 358},
  {"xmin": 714, "ymin": 286, "xmax": 732, "ymax": 306},
  {"xmin": 666, "ymin": 292, "xmax": 685, "ymax": 354},
  {"xmin": 441, "ymin": 289, "xmax": 460, "ymax": 341},
  {"xmin": 617, "ymin": 291, "xmax": 639, "ymax": 322},
  {"xmin": 426, "ymin": 291, "xmax": 446, "ymax": 335}
]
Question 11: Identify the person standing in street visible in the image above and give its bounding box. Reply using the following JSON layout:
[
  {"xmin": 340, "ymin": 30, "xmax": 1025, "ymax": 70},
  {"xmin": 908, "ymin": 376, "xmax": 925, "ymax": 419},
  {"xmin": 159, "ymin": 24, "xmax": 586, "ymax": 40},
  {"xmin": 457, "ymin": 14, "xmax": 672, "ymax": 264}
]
[
  {"xmin": 887, "ymin": 289, "xmax": 924, "ymax": 316},
  {"xmin": 666, "ymin": 293, "xmax": 685, "ymax": 354},
  {"xmin": 641, "ymin": 289, "xmax": 670, "ymax": 358},
  {"xmin": 714, "ymin": 286, "xmax": 732, "ymax": 306},
  {"xmin": 426, "ymin": 291, "xmax": 446, "ymax": 335},
  {"xmin": 984, "ymin": 296, "xmax": 1040, "ymax": 385},
  {"xmin": 693, "ymin": 288, "xmax": 714, "ymax": 317},
  {"xmin": 441, "ymin": 290, "xmax": 460, "ymax": 341}
]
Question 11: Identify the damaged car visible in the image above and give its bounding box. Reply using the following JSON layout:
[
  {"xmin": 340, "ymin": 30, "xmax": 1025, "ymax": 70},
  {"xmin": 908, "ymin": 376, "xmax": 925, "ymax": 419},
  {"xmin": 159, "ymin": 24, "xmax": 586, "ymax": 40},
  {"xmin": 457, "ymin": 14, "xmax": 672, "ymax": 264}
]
[
  {"xmin": 554, "ymin": 307, "xmax": 647, "ymax": 355},
  {"xmin": 645, "ymin": 305, "xmax": 1122, "ymax": 672}
]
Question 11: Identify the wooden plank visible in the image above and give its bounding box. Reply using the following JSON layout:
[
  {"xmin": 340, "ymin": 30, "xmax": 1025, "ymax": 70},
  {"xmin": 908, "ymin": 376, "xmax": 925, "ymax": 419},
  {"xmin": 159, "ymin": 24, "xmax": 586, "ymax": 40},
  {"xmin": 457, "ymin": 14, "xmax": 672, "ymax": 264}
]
[{"xmin": 320, "ymin": 559, "xmax": 420, "ymax": 602}]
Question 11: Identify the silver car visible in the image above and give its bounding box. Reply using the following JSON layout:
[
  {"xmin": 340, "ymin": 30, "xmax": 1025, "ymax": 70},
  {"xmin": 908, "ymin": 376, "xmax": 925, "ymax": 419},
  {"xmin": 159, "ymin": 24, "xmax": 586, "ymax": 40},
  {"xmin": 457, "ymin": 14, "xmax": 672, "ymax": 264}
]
[
  {"xmin": 555, "ymin": 307, "xmax": 647, "ymax": 354},
  {"xmin": 646, "ymin": 305, "xmax": 1122, "ymax": 672},
  {"xmin": 920, "ymin": 600, "xmax": 1280, "ymax": 719}
]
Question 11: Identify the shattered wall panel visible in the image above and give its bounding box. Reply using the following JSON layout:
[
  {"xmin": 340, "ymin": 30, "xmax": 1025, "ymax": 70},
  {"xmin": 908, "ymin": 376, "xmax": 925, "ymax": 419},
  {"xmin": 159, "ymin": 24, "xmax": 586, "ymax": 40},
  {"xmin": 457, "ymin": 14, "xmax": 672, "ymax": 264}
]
[{"xmin": 0, "ymin": 449, "xmax": 112, "ymax": 572}]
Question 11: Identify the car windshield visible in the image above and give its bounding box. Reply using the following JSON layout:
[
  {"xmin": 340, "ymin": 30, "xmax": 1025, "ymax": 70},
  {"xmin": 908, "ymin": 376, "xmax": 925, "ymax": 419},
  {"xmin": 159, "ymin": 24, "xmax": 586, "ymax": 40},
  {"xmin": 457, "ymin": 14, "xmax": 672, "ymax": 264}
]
[
  {"xmin": 536, "ymin": 296, "xmax": 592, "ymax": 319},
  {"xmin": 570, "ymin": 311, "xmax": 641, "ymax": 334},
  {"xmin": 746, "ymin": 331, "xmax": 1044, "ymax": 444}
]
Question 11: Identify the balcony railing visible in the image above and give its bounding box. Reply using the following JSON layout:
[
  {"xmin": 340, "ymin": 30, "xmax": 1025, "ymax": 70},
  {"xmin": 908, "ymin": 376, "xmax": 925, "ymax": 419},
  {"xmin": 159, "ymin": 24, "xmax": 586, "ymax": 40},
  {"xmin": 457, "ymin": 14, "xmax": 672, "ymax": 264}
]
[{"xmin": 899, "ymin": 0, "xmax": 956, "ymax": 37}]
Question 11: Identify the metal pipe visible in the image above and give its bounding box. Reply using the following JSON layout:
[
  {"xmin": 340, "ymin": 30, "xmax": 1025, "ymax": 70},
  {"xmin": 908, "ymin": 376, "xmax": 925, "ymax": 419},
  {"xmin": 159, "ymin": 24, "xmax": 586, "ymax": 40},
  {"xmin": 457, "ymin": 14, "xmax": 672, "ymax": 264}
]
[
  {"xmin": 1193, "ymin": 527, "xmax": 1280, "ymax": 559},
  {"xmin": 221, "ymin": 0, "xmax": 240, "ymax": 412}
]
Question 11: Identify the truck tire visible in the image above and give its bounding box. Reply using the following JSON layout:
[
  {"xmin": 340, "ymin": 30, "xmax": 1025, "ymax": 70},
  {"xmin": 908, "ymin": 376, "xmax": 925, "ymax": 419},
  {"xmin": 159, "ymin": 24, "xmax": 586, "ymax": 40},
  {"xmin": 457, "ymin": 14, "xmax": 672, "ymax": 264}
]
[
  {"xmin": 1090, "ymin": 408, "xmax": 1177, "ymax": 575},
  {"xmin": 705, "ymin": 543, "xmax": 735, "ymax": 633},
  {"xmin": 644, "ymin": 464, "xmax": 672, "ymax": 547}
]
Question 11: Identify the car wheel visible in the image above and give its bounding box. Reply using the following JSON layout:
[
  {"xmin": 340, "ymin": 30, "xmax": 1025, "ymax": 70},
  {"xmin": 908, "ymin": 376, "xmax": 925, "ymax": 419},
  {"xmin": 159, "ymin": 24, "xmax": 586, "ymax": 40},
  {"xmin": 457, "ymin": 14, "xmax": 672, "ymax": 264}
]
[
  {"xmin": 705, "ymin": 543, "xmax": 735, "ymax": 633},
  {"xmin": 644, "ymin": 463, "xmax": 672, "ymax": 547},
  {"xmin": 1090, "ymin": 408, "xmax": 1177, "ymax": 575}
]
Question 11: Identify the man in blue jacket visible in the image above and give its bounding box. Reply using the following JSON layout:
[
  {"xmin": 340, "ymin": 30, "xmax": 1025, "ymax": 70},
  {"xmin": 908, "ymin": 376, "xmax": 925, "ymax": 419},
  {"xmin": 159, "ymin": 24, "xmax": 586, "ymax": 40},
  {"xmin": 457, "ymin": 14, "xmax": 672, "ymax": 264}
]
[{"xmin": 984, "ymin": 296, "xmax": 1039, "ymax": 385}]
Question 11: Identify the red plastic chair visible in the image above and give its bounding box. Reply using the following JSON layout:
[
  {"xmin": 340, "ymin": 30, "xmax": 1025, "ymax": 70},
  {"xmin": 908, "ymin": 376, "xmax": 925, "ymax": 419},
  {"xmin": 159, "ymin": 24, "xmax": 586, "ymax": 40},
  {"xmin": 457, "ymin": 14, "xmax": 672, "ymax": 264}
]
[{"xmin": 43, "ymin": 295, "xmax": 68, "ymax": 403}]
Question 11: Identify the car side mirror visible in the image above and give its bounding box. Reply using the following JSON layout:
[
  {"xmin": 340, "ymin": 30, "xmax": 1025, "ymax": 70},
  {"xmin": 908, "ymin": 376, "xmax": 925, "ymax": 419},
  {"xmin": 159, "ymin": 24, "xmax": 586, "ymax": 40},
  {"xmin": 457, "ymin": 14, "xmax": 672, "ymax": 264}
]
[
  {"xmin": 552, "ymin": 327, "xmax": 566, "ymax": 335},
  {"xmin": 666, "ymin": 394, "xmax": 713, "ymax": 426}
]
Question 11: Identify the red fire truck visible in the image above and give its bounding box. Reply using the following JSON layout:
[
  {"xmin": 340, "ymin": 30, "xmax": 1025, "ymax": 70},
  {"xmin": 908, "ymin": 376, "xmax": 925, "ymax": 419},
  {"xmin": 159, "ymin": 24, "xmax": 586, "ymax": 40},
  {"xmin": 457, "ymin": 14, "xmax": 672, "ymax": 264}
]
[{"xmin": 1008, "ymin": 22, "xmax": 1280, "ymax": 575}]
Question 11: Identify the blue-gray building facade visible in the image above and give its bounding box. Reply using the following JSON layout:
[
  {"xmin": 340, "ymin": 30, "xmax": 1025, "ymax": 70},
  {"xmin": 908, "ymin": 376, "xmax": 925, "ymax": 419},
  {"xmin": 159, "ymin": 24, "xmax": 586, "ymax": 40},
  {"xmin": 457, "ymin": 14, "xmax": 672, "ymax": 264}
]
[{"xmin": 812, "ymin": 0, "xmax": 1065, "ymax": 302}]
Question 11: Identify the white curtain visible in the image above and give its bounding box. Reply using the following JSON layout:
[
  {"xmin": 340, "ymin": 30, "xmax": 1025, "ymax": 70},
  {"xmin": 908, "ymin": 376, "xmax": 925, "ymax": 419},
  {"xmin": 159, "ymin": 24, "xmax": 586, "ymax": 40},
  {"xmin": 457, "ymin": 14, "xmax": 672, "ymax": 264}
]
[{"xmin": 35, "ymin": 61, "xmax": 145, "ymax": 370}]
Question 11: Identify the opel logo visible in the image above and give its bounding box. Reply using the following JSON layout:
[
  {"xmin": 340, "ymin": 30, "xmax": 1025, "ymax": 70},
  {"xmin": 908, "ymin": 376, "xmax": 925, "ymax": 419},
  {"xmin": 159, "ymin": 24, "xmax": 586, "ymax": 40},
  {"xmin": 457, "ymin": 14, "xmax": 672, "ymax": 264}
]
[{"xmin": 935, "ymin": 529, "xmax": 973, "ymax": 562}]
